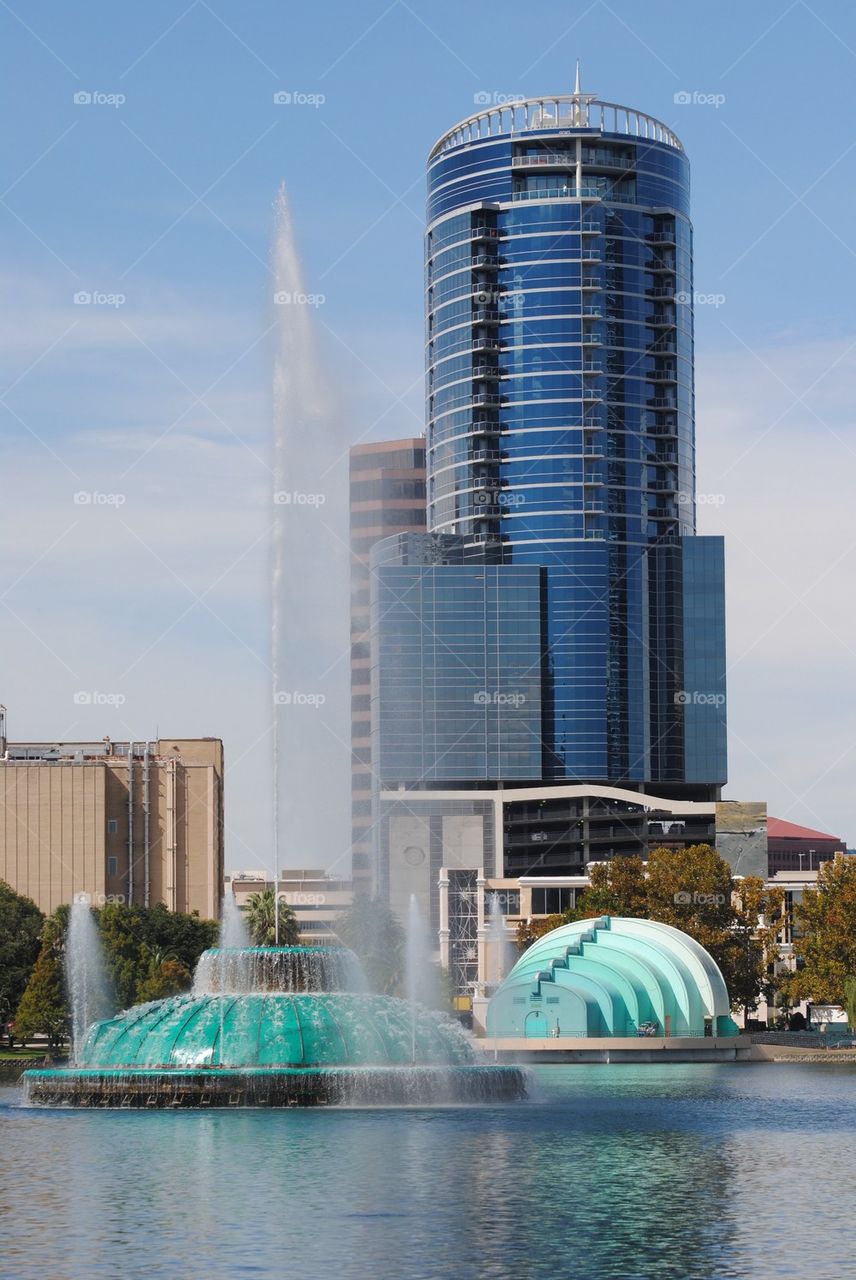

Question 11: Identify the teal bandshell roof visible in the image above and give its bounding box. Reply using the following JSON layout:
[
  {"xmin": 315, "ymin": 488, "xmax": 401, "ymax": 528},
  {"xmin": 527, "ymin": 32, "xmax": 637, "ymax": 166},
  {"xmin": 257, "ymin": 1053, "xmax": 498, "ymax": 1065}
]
[
  {"xmin": 486, "ymin": 916, "xmax": 740, "ymax": 1039},
  {"xmin": 79, "ymin": 993, "xmax": 474, "ymax": 1069}
]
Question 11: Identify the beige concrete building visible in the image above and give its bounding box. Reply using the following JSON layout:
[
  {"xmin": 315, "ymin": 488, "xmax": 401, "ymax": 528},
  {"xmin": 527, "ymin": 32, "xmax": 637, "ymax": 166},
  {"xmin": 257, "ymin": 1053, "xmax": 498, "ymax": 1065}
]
[
  {"xmin": 227, "ymin": 868, "xmax": 354, "ymax": 942},
  {"xmin": 349, "ymin": 439, "xmax": 426, "ymax": 889},
  {"xmin": 0, "ymin": 714, "xmax": 223, "ymax": 918}
]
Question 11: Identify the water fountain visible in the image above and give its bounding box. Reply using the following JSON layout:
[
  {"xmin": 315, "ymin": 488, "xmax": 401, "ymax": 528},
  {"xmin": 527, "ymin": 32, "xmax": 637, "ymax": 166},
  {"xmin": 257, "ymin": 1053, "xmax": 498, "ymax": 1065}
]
[
  {"xmin": 65, "ymin": 894, "xmax": 114, "ymax": 1065},
  {"xmin": 24, "ymin": 945, "xmax": 526, "ymax": 1107}
]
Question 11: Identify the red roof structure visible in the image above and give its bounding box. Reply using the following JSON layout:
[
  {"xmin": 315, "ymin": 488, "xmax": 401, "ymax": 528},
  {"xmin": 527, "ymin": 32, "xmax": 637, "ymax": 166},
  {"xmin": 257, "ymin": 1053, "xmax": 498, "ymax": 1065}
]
[{"xmin": 767, "ymin": 817, "xmax": 842, "ymax": 843}]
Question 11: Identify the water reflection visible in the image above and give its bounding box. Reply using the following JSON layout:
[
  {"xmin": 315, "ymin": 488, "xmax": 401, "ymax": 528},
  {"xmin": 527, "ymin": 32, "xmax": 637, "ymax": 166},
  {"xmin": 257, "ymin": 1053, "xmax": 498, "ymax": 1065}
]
[{"xmin": 2, "ymin": 1064, "xmax": 856, "ymax": 1280}]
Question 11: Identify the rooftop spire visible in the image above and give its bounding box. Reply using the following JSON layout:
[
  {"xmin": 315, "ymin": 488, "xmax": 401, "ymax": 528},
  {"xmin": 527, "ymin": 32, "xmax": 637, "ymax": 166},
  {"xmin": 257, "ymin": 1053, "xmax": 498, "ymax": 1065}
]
[{"xmin": 574, "ymin": 59, "xmax": 581, "ymax": 96}]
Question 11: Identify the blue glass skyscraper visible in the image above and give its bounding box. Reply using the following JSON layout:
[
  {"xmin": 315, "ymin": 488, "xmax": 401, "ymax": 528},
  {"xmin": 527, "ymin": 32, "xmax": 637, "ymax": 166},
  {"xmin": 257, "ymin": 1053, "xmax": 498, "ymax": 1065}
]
[{"xmin": 370, "ymin": 75, "xmax": 727, "ymax": 912}]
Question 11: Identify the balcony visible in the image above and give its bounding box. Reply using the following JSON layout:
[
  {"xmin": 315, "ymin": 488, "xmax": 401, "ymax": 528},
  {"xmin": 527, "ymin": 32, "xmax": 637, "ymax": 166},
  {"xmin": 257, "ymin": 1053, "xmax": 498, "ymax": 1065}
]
[
  {"xmin": 648, "ymin": 369, "xmax": 677, "ymax": 382},
  {"xmin": 584, "ymin": 500, "xmax": 605, "ymax": 513},
  {"xmin": 581, "ymin": 331, "xmax": 602, "ymax": 345},
  {"xmin": 511, "ymin": 152, "xmax": 575, "ymax": 169},
  {"xmin": 581, "ymin": 275, "xmax": 601, "ymax": 290},
  {"xmin": 472, "ymin": 418, "xmax": 502, "ymax": 436},
  {"xmin": 582, "ymin": 411, "xmax": 603, "ymax": 428},
  {"xmin": 647, "ymin": 397, "xmax": 676, "ymax": 410},
  {"xmin": 583, "ymin": 441, "xmax": 604, "ymax": 458},
  {"xmin": 471, "ymin": 448, "xmax": 502, "ymax": 464},
  {"xmin": 472, "ymin": 364, "xmax": 500, "ymax": 381},
  {"xmin": 581, "ymin": 223, "xmax": 600, "ymax": 235},
  {"xmin": 580, "ymin": 249, "xmax": 602, "ymax": 263},
  {"xmin": 583, "ymin": 471, "xmax": 602, "ymax": 485},
  {"xmin": 581, "ymin": 361, "xmax": 603, "ymax": 374},
  {"xmin": 649, "ymin": 507, "xmax": 677, "ymax": 520},
  {"xmin": 647, "ymin": 230, "xmax": 676, "ymax": 245},
  {"xmin": 471, "ymin": 253, "xmax": 498, "ymax": 269},
  {"xmin": 472, "ymin": 391, "xmax": 501, "ymax": 407},
  {"xmin": 472, "ymin": 225, "xmax": 500, "ymax": 241},
  {"xmin": 647, "ymin": 286, "xmax": 676, "ymax": 300},
  {"xmin": 647, "ymin": 478, "xmax": 675, "ymax": 492},
  {"xmin": 582, "ymin": 388, "xmax": 603, "ymax": 403},
  {"xmin": 647, "ymin": 313, "xmax": 675, "ymax": 328},
  {"xmin": 472, "ymin": 335, "xmax": 502, "ymax": 353},
  {"xmin": 582, "ymin": 305, "xmax": 602, "ymax": 317},
  {"xmin": 512, "ymin": 186, "xmax": 602, "ymax": 202},
  {"xmin": 581, "ymin": 151, "xmax": 635, "ymax": 171},
  {"xmin": 584, "ymin": 528, "xmax": 606, "ymax": 540},
  {"xmin": 646, "ymin": 257, "xmax": 676, "ymax": 273},
  {"xmin": 472, "ymin": 308, "xmax": 500, "ymax": 324}
]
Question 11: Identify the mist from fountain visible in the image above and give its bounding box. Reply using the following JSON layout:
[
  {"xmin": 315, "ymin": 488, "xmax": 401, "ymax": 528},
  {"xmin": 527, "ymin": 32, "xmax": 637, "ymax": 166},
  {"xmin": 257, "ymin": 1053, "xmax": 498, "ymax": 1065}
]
[
  {"xmin": 271, "ymin": 185, "xmax": 350, "ymax": 880},
  {"xmin": 66, "ymin": 896, "xmax": 114, "ymax": 1066},
  {"xmin": 487, "ymin": 892, "xmax": 513, "ymax": 991},
  {"xmin": 407, "ymin": 894, "xmax": 437, "ymax": 1062}
]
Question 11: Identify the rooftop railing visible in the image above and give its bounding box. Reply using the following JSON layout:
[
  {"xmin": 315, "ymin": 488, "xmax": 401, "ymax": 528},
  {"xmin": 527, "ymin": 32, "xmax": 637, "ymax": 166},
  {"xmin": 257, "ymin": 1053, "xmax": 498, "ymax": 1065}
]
[{"xmin": 430, "ymin": 95, "xmax": 684, "ymax": 162}]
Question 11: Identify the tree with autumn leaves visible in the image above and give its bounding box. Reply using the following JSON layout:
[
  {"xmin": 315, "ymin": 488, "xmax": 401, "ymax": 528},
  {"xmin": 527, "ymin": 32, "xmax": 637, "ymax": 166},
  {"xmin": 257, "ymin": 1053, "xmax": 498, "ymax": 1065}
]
[
  {"xmin": 784, "ymin": 854, "xmax": 856, "ymax": 1006},
  {"xmin": 516, "ymin": 845, "xmax": 786, "ymax": 1020}
]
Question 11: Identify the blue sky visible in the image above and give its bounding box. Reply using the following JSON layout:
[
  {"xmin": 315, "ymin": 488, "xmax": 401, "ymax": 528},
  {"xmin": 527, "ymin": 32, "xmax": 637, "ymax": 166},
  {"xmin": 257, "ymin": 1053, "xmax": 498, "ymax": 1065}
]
[{"xmin": 2, "ymin": 0, "xmax": 856, "ymax": 869}]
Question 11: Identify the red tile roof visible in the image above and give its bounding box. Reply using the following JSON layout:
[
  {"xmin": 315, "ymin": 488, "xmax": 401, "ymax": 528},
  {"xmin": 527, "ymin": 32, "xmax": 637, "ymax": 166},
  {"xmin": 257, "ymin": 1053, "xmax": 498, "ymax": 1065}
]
[{"xmin": 767, "ymin": 817, "xmax": 842, "ymax": 843}]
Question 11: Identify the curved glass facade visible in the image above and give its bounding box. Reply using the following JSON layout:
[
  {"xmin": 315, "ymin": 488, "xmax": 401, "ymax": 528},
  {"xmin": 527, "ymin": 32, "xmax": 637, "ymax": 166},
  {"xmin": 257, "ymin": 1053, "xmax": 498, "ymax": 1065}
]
[{"xmin": 420, "ymin": 94, "xmax": 725, "ymax": 787}]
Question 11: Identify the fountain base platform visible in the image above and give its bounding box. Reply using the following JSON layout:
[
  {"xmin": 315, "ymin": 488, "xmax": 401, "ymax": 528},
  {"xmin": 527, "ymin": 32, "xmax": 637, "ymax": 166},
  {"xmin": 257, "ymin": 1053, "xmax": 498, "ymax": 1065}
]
[{"xmin": 23, "ymin": 1064, "xmax": 527, "ymax": 1108}]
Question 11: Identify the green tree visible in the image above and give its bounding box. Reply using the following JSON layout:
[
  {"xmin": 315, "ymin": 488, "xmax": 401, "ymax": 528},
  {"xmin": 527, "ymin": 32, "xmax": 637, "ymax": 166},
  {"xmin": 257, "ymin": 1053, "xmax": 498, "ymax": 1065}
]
[
  {"xmin": 137, "ymin": 956, "xmax": 192, "ymax": 1003},
  {"xmin": 575, "ymin": 856, "xmax": 648, "ymax": 920},
  {"xmin": 719, "ymin": 877, "xmax": 785, "ymax": 1022},
  {"xmin": 335, "ymin": 897, "xmax": 404, "ymax": 994},
  {"xmin": 843, "ymin": 976, "xmax": 856, "ymax": 1030},
  {"xmin": 14, "ymin": 915, "xmax": 68, "ymax": 1052},
  {"xmin": 245, "ymin": 890, "xmax": 299, "ymax": 947},
  {"xmin": 516, "ymin": 914, "xmax": 568, "ymax": 952},
  {"xmin": 785, "ymin": 854, "xmax": 856, "ymax": 1005},
  {"xmin": 0, "ymin": 880, "xmax": 45, "ymax": 1023},
  {"xmin": 96, "ymin": 903, "xmax": 217, "ymax": 1007}
]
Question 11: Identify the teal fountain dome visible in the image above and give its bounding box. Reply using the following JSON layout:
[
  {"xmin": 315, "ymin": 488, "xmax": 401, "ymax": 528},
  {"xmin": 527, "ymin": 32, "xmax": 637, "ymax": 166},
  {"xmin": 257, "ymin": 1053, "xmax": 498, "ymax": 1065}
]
[{"xmin": 24, "ymin": 946, "xmax": 526, "ymax": 1108}]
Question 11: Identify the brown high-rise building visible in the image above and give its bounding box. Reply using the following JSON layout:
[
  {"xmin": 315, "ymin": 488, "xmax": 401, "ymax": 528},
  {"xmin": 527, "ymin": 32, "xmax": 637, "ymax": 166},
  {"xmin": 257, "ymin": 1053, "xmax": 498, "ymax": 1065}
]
[
  {"xmin": 349, "ymin": 440, "xmax": 426, "ymax": 887},
  {"xmin": 0, "ymin": 711, "xmax": 224, "ymax": 918}
]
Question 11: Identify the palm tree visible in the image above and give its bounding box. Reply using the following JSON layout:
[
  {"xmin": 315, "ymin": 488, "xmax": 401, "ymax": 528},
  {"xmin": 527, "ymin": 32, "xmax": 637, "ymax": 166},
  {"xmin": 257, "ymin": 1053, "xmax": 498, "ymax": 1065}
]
[{"xmin": 245, "ymin": 890, "xmax": 299, "ymax": 946}]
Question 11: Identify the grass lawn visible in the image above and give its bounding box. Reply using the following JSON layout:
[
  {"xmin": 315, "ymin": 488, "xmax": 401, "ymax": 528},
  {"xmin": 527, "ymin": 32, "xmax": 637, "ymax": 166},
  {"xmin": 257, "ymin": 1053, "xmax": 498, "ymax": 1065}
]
[{"xmin": 0, "ymin": 1047, "xmax": 55, "ymax": 1060}]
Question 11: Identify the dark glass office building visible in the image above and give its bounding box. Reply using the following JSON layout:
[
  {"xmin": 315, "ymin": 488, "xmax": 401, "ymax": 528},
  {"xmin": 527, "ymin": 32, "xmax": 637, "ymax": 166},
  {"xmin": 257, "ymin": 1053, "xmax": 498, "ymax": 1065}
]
[{"xmin": 370, "ymin": 80, "xmax": 727, "ymax": 906}]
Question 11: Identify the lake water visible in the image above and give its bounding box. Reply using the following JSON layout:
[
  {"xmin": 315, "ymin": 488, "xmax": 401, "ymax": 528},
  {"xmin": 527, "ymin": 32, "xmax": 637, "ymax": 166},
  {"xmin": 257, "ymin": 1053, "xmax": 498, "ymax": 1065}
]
[{"xmin": 2, "ymin": 1063, "xmax": 854, "ymax": 1280}]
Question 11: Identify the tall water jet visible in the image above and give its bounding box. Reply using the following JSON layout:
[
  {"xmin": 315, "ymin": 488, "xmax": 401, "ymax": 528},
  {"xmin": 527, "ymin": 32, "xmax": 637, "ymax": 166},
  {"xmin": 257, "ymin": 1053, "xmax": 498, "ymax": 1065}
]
[
  {"xmin": 407, "ymin": 894, "xmax": 436, "ymax": 1062},
  {"xmin": 220, "ymin": 893, "xmax": 251, "ymax": 950},
  {"xmin": 65, "ymin": 894, "xmax": 114, "ymax": 1065},
  {"xmin": 271, "ymin": 185, "xmax": 351, "ymax": 885},
  {"xmin": 486, "ymin": 893, "xmax": 512, "ymax": 992}
]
